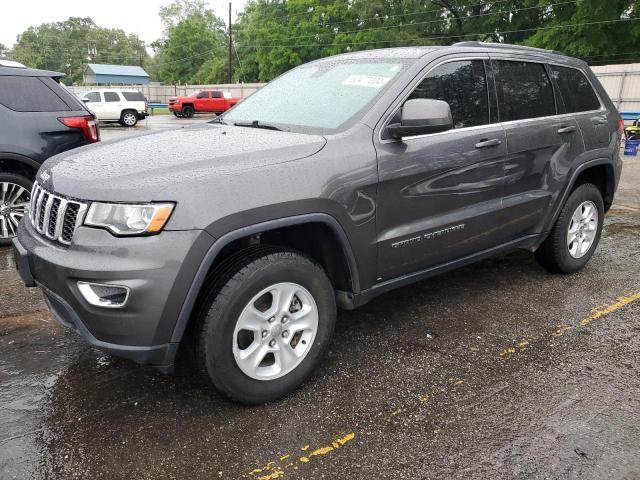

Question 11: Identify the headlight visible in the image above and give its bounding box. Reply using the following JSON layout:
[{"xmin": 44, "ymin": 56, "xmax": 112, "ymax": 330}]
[{"xmin": 84, "ymin": 202, "xmax": 174, "ymax": 235}]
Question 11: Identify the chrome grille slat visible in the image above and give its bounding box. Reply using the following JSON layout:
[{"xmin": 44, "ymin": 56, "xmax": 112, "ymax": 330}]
[{"xmin": 29, "ymin": 182, "xmax": 87, "ymax": 245}]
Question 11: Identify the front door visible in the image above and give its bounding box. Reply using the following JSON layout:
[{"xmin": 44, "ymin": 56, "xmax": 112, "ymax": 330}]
[
  {"xmin": 375, "ymin": 58, "xmax": 509, "ymax": 281},
  {"xmin": 194, "ymin": 91, "xmax": 210, "ymax": 111}
]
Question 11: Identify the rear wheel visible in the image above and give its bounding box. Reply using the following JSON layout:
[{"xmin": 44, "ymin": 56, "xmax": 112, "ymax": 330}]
[
  {"xmin": 0, "ymin": 173, "xmax": 32, "ymax": 246},
  {"xmin": 535, "ymin": 183, "xmax": 604, "ymax": 273},
  {"xmin": 190, "ymin": 247, "xmax": 336, "ymax": 404},
  {"xmin": 120, "ymin": 110, "xmax": 138, "ymax": 127},
  {"xmin": 181, "ymin": 105, "xmax": 195, "ymax": 118}
]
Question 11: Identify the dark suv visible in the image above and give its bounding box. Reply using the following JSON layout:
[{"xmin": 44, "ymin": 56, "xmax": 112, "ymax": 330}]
[
  {"xmin": 13, "ymin": 43, "xmax": 622, "ymax": 404},
  {"xmin": 0, "ymin": 60, "xmax": 99, "ymax": 244}
]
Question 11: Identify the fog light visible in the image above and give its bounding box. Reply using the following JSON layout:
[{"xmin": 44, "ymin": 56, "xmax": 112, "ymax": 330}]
[{"xmin": 77, "ymin": 282, "xmax": 130, "ymax": 308}]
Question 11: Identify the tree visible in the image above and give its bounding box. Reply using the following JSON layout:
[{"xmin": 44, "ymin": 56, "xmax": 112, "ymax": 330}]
[
  {"xmin": 152, "ymin": 0, "xmax": 228, "ymax": 84},
  {"xmin": 0, "ymin": 43, "xmax": 8, "ymax": 59},
  {"xmin": 11, "ymin": 17, "xmax": 147, "ymax": 84}
]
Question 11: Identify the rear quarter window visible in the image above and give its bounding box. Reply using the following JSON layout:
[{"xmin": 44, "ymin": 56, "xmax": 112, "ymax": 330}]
[
  {"xmin": 493, "ymin": 60, "xmax": 556, "ymax": 122},
  {"xmin": 550, "ymin": 65, "xmax": 601, "ymax": 113},
  {"xmin": 0, "ymin": 76, "xmax": 70, "ymax": 112},
  {"xmin": 122, "ymin": 91, "xmax": 146, "ymax": 102}
]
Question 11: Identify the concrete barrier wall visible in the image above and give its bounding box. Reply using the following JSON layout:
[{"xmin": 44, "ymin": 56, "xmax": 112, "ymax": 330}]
[{"xmin": 67, "ymin": 83, "xmax": 266, "ymax": 103}]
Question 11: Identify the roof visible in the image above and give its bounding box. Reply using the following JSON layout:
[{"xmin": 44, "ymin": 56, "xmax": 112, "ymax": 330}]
[
  {"xmin": 86, "ymin": 64, "xmax": 149, "ymax": 77},
  {"xmin": 0, "ymin": 64, "xmax": 64, "ymax": 78},
  {"xmin": 0, "ymin": 59, "xmax": 26, "ymax": 68}
]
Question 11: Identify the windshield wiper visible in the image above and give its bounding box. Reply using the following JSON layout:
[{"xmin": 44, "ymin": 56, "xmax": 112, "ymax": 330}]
[{"xmin": 233, "ymin": 120, "xmax": 285, "ymax": 131}]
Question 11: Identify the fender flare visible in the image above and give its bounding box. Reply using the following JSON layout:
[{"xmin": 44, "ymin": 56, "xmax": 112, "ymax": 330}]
[
  {"xmin": 544, "ymin": 157, "xmax": 615, "ymax": 234},
  {"xmin": 0, "ymin": 152, "xmax": 41, "ymax": 173},
  {"xmin": 169, "ymin": 213, "xmax": 360, "ymax": 344}
]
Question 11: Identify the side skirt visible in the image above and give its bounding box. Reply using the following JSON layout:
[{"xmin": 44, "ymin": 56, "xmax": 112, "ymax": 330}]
[{"xmin": 336, "ymin": 233, "xmax": 542, "ymax": 310}]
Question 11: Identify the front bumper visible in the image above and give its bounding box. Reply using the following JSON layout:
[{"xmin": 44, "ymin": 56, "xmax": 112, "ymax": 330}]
[
  {"xmin": 168, "ymin": 104, "xmax": 181, "ymax": 112},
  {"xmin": 13, "ymin": 220, "xmax": 214, "ymax": 370}
]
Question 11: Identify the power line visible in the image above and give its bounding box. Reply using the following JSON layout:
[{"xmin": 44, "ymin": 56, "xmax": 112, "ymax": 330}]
[
  {"xmin": 260, "ymin": 0, "xmax": 580, "ymax": 43},
  {"xmin": 233, "ymin": 17, "xmax": 640, "ymax": 50}
]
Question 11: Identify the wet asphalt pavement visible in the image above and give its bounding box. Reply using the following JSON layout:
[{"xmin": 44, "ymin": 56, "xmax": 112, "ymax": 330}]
[{"xmin": 1, "ymin": 121, "xmax": 639, "ymax": 479}]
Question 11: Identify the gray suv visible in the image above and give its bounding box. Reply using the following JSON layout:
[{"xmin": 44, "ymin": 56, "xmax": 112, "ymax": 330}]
[{"xmin": 13, "ymin": 43, "xmax": 622, "ymax": 404}]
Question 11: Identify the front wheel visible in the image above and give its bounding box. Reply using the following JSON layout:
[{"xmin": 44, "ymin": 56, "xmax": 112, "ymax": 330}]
[
  {"xmin": 181, "ymin": 105, "xmax": 195, "ymax": 118},
  {"xmin": 191, "ymin": 248, "xmax": 336, "ymax": 404},
  {"xmin": 535, "ymin": 183, "xmax": 604, "ymax": 273},
  {"xmin": 0, "ymin": 173, "xmax": 32, "ymax": 246}
]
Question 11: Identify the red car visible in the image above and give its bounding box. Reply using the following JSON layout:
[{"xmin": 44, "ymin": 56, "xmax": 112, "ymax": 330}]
[{"xmin": 169, "ymin": 90, "xmax": 239, "ymax": 118}]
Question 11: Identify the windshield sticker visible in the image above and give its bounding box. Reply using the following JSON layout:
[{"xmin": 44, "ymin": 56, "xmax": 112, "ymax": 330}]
[{"xmin": 342, "ymin": 74, "xmax": 390, "ymax": 88}]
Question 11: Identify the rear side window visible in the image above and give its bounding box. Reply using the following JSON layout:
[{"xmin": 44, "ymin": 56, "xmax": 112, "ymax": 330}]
[
  {"xmin": 550, "ymin": 65, "xmax": 601, "ymax": 113},
  {"xmin": 122, "ymin": 91, "xmax": 146, "ymax": 102},
  {"xmin": 408, "ymin": 59, "xmax": 489, "ymax": 129},
  {"xmin": 0, "ymin": 76, "xmax": 70, "ymax": 112},
  {"xmin": 494, "ymin": 60, "xmax": 556, "ymax": 122},
  {"xmin": 104, "ymin": 92, "xmax": 120, "ymax": 102}
]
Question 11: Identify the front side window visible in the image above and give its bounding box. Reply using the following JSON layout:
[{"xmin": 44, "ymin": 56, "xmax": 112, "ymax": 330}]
[
  {"xmin": 84, "ymin": 92, "xmax": 101, "ymax": 103},
  {"xmin": 408, "ymin": 60, "xmax": 489, "ymax": 129},
  {"xmin": 223, "ymin": 61, "xmax": 406, "ymax": 132},
  {"xmin": 197, "ymin": 91, "xmax": 209, "ymax": 99},
  {"xmin": 550, "ymin": 65, "xmax": 601, "ymax": 113},
  {"xmin": 211, "ymin": 91, "xmax": 222, "ymax": 98},
  {"xmin": 104, "ymin": 92, "xmax": 120, "ymax": 102},
  {"xmin": 494, "ymin": 60, "xmax": 556, "ymax": 122}
]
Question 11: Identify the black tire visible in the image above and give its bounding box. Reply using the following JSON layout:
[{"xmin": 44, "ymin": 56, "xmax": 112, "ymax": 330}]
[
  {"xmin": 535, "ymin": 183, "xmax": 604, "ymax": 274},
  {"xmin": 181, "ymin": 105, "xmax": 195, "ymax": 118},
  {"xmin": 190, "ymin": 247, "xmax": 336, "ymax": 404},
  {"xmin": 119, "ymin": 110, "xmax": 138, "ymax": 127},
  {"xmin": 0, "ymin": 172, "xmax": 33, "ymax": 246}
]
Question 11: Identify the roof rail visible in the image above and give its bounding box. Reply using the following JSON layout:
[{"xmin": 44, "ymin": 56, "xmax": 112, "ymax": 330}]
[{"xmin": 453, "ymin": 41, "xmax": 567, "ymax": 57}]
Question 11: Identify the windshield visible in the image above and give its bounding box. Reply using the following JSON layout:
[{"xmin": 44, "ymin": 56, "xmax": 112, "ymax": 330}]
[
  {"xmin": 223, "ymin": 60, "xmax": 406, "ymax": 133},
  {"xmin": 188, "ymin": 91, "xmax": 199, "ymax": 97}
]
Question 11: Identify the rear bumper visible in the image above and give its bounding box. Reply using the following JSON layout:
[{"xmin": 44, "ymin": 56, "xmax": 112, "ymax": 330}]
[{"xmin": 138, "ymin": 111, "xmax": 149, "ymax": 120}]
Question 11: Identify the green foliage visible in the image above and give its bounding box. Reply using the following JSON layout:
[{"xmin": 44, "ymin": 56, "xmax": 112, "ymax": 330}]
[
  {"xmin": 0, "ymin": 43, "xmax": 8, "ymax": 59},
  {"xmin": 10, "ymin": 17, "xmax": 147, "ymax": 84},
  {"xmin": 232, "ymin": 0, "xmax": 640, "ymax": 82},
  {"xmin": 151, "ymin": 0, "xmax": 228, "ymax": 84}
]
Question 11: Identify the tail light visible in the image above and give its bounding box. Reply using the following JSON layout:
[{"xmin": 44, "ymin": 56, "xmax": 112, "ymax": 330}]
[
  {"xmin": 58, "ymin": 115, "xmax": 100, "ymax": 143},
  {"xmin": 618, "ymin": 117, "xmax": 625, "ymax": 135}
]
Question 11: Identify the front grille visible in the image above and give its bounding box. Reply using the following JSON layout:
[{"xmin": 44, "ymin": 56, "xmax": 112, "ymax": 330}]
[{"xmin": 29, "ymin": 183, "xmax": 87, "ymax": 245}]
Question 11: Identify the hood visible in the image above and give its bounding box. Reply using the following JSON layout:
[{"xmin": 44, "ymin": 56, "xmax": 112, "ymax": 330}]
[{"xmin": 39, "ymin": 124, "xmax": 326, "ymax": 202}]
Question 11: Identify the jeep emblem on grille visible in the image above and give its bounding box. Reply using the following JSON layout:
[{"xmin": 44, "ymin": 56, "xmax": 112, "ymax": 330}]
[{"xmin": 39, "ymin": 171, "xmax": 50, "ymax": 182}]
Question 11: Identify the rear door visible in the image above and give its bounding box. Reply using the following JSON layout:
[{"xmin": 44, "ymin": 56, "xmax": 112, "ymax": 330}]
[
  {"xmin": 210, "ymin": 91, "xmax": 225, "ymax": 112},
  {"xmin": 375, "ymin": 56, "xmax": 509, "ymax": 280},
  {"xmin": 491, "ymin": 58, "xmax": 584, "ymax": 239},
  {"xmin": 549, "ymin": 65, "xmax": 612, "ymax": 152},
  {"xmin": 103, "ymin": 91, "xmax": 122, "ymax": 120}
]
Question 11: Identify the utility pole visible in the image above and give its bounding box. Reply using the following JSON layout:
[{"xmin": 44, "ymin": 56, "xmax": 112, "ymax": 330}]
[{"xmin": 228, "ymin": 1, "xmax": 233, "ymax": 84}]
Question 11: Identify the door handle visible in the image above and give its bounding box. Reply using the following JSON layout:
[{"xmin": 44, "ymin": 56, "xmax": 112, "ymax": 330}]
[
  {"xmin": 557, "ymin": 126, "xmax": 577, "ymax": 134},
  {"xmin": 591, "ymin": 117, "xmax": 608, "ymax": 125},
  {"xmin": 475, "ymin": 138, "xmax": 502, "ymax": 149}
]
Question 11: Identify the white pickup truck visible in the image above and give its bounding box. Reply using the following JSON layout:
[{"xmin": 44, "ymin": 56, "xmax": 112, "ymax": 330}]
[{"xmin": 80, "ymin": 89, "xmax": 148, "ymax": 127}]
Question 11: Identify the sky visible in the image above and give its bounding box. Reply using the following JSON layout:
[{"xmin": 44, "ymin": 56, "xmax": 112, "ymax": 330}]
[{"xmin": 1, "ymin": 0, "xmax": 248, "ymax": 49}]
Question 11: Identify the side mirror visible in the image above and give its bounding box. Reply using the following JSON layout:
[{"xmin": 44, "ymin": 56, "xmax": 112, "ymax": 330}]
[
  {"xmin": 387, "ymin": 99, "xmax": 453, "ymax": 140},
  {"xmin": 82, "ymin": 98, "xmax": 89, "ymax": 103}
]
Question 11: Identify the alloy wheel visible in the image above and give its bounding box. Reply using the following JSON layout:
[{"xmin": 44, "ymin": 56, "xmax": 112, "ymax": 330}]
[
  {"xmin": 123, "ymin": 112, "xmax": 137, "ymax": 126},
  {"xmin": 567, "ymin": 200, "xmax": 598, "ymax": 259},
  {"xmin": 232, "ymin": 282, "xmax": 319, "ymax": 381},
  {"xmin": 0, "ymin": 182, "xmax": 30, "ymax": 240}
]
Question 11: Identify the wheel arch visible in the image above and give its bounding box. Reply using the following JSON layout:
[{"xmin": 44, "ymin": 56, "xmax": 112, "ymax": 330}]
[
  {"xmin": 0, "ymin": 153, "xmax": 40, "ymax": 181},
  {"xmin": 543, "ymin": 158, "xmax": 616, "ymax": 234},
  {"xmin": 169, "ymin": 213, "xmax": 360, "ymax": 345}
]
